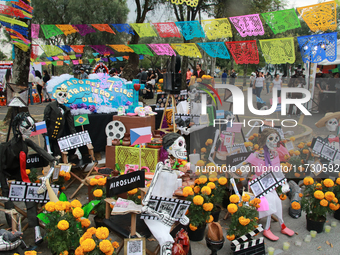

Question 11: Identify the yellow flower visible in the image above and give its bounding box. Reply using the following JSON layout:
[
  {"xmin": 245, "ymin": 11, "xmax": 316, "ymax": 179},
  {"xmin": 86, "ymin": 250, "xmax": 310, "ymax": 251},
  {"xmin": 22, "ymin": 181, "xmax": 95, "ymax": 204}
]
[
  {"xmin": 57, "ymin": 220, "xmax": 69, "ymax": 231},
  {"xmin": 325, "ymin": 191, "xmax": 335, "ymax": 201},
  {"xmin": 227, "ymin": 204, "xmax": 238, "ymax": 214},
  {"xmin": 206, "ymin": 215, "xmax": 214, "ymax": 223},
  {"xmin": 63, "ymin": 201, "xmax": 71, "ymax": 211},
  {"xmin": 291, "ymin": 201, "xmax": 301, "ymax": 210},
  {"xmin": 45, "ymin": 202, "xmax": 55, "ymax": 212},
  {"xmin": 81, "ymin": 238, "xmax": 96, "ymax": 252},
  {"xmin": 194, "ymin": 186, "xmax": 201, "ymax": 194},
  {"xmin": 280, "ymin": 194, "xmax": 287, "ymax": 200},
  {"xmin": 112, "ymin": 241, "xmax": 119, "ymax": 249},
  {"xmin": 182, "ymin": 186, "xmax": 194, "ymax": 197},
  {"xmin": 209, "ymin": 177, "xmax": 218, "ymax": 182},
  {"xmin": 201, "ymin": 186, "xmax": 211, "ymax": 195},
  {"xmin": 226, "ymin": 234, "xmax": 235, "ymax": 241},
  {"xmin": 24, "ymin": 252, "xmax": 37, "ymax": 255},
  {"xmin": 55, "ymin": 201, "xmax": 67, "ymax": 211},
  {"xmin": 90, "ymin": 178, "xmax": 98, "ymax": 186},
  {"xmin": 93, "ymin": 189, "xmax": 103, "ymax": 197},
  {"xmin": 198, "ymin": 175, "xmax": 208, "ymax": 184},
  {"xmin": 159, "ymin": 79, "xmax": 163, "ymax": 83},
  {"xmin": 320, "ymin": 199, "xmax": 328, "ymax": 207},
  {"xmin": 314, "ymin": 190, "xmax": 325, "ymax": 200},
  {"xmin": 330, "ymin": 203, "xmax": 340, "ymax": 211},
  {"xmin": 303, "ymin": 177, "xmax": 314, "ymax": 186},
  {"xmin": 323, "ymin": 179, "xmax": 334, "ymax": 188},
  {"xmin": 302, "ymin": 149, "xmax": 309, "ymax": 154},
  {"xmin": 201, "ymin": 147, "xmax": 207, "ymax": 153},
  {"xmin": 294, "ymin": 150, "xmax": 300, "ymax": 156},
  {"xmin": 307, "ymin": 141, "xmax": 312, "ymax": 146},
  {"xmin": 336, "ymin": 178, "xmax": 340, "ymax": 185},
  {"xmin": 98, "ymin": 178, "xmax": 107, "ymax": 186},
  {"xmin": 206, "ymin": 139, "xmax": 213, "ymax": 145},
  {"xmin": 239, "ymin": 216, "xmax": 250, "ymax": 226},
  {"xmin": 189, "ymin": 224, "xmax": 197, "ymax": 231},
  {"xmin": 248, "ymin": 135, "xmax": 254, "ymax": 140},
  {"xmin": 203, "ymin": 203, "xmax": 213, "ymax": 212},
  {"xmin": 253, "ymin": 133, "xmax": 258, "ymax": 137},
  {"xmin": 297, "ymin": 143, "xmax": 304, "ymax": 149},
  {"xmin": 254, "ymin": 144, "xmax": 259, "ymax": 150},
  {"xmin": 99, "ymin": 240, "xmax": 113, "ymax": 253},
  {"xmin": 87, "ymin": 227, "xmax": 96, "ymax": 235},
  {"xmin": 299, "ymin": 193, "xmax": 303, "ymax": 198},
  {"xmin": 242, "ymin": 194, "xmax": 250, "ymax": 202},
  {"xmin": 26, "ymin": 169, "xmax": 31, "ymax": 175},
  {"xmin": 207, "ymin": 182, "xmax": 216, "ymax": 190},
  {"xmin": 196, "ymin": 160, "xmax": 205, "ymax": 167},
  {"xmin": 315, "ymin": 183, "xmax": 322, "ymax": 190},
  {"xmin": 229, "ymin": 194, "xmax": 240, "ymax": 204},
  {"xmin": 59, "ymin": 170, "xmax": 66, "ymax": 177},
  {"xmin": 64, "ymin": 172, "xmax": 71, "ymax": 181},
  {"xmin": 127, "ymin": 188, "xmax": 138, "ymax": 195},
  {"xmin": 81, "ymin": 218, "xmax": 91, "ymax": 228},
  {"xmin": 96, "ymin": 227, "xmax": 110, "ymax": 240},
  {"xmin": 60, "ymin": 251, "xmax": 68, "ymax": 255},
  {"xmin": 75, "ymin": 246, "xmax": 84, "ymax": 255},
  {"xmin": 193, "ymin": 195, "xmax": 204, "ymax": 205},
  {"xmin": 290, "ymin": 137, "xmax": 295, "ymax": 142},
  {"xmin": 71, "ymin": 199, "xmax": 82, "ymax": 208},
  {"xmin": 218, "ymin": 177, "xmax": 227, "ymax": 185},
  {"xmin": 73, "ymin": 207, "xmax": 84, "ymax": 218}
]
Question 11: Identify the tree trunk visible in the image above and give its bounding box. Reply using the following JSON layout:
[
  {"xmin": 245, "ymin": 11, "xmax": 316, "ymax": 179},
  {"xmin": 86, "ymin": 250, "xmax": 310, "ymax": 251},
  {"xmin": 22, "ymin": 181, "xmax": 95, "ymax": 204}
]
[
  {"xmin": 211, "ymin": 57, "xmax": 216, "ymax": 78},
  {"xmin": 121, "ymin": 33, "xmax": 140, "ymax": 81},
  {"xmin": 181, "ymin": 56, "xmax": 188, "ymax": 90},
  {"xmin": 4, "ymin": 0, "xmax": 31, "ymax": 123}
]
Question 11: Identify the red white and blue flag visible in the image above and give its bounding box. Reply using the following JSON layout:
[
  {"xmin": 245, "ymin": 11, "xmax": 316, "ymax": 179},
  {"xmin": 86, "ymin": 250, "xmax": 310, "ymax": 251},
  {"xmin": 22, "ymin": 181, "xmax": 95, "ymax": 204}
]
[{"xmin": 30, "ymin": 121, "xmax": 47, "ymax": 136}]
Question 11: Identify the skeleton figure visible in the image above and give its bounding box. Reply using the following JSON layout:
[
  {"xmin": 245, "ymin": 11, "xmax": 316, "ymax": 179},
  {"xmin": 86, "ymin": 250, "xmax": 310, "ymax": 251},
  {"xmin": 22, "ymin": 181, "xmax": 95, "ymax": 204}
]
[
  {"xmin": 142, "ymin": 133, "xmax": 189, "ymax": 255},
  {"xmin": 117, "ymin": 106, "xmax": 125, "ymax": 116},
  {"xmin": 0, "ymin": 229, "xmax": 26, "ymax": 252},
  {"xmin": 0, "ymin": 113, "xmax": 57, "ymax": 245},
  {"xmin": 240, "ymin": 129, "xmax": 294, "ymax": 241},
  {"xmin": 144, "ymin": 106, "xmax": 157, "ymax": 115}
]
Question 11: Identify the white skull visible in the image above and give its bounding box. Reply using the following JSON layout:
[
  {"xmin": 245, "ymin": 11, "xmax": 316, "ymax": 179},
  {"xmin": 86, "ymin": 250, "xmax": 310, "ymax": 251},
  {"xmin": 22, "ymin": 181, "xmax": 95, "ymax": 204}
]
[
  {"xmin": 144, "ymin": 106, "xmax": 156, "ymax": 115},
  {"xmin": 138, "ymin": 107, "xmax": 146, "ymax": 117},
  {"xmin": 168, "ymin": 136, "xmax": 187, "ymax": 160},
  {"xmin": 19, "ymin": 116, "xmax": 35, "ymax": 139},
  {"xmin": 118, "ymin": 106, "xmax": 125, "ymax": 116},
  {"xmin": 326, "ymin": 118, "xmax": 338, "ymax": 132},
  {"xmin": 55, "ymin": 90, "xmax": 67, "ymax": 104},
  {"xmin": 266, "ymin": 133, "xmax": 280, "ymax": 150}
]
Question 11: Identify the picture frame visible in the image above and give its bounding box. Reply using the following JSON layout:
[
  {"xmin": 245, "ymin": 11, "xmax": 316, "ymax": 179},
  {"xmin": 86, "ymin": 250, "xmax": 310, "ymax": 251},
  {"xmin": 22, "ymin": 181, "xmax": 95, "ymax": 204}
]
[
  {"xmin": 312, "ymin": 159, "xmax": 323, "ymax": 177},
  {"xmin": 249, "ymin": 171, "xmax": 287, "ymax": 198},
  {"xmin": 52, "ymin": 166, "xmax": 60, "ymax": 181},
  {"xmin": 58, "ymin": 130, "xmax": 92, "ymax": 152},
  {"xmin": 199, "ymin": 114, "xmax": 209, "ymax": 125},
  {"xmin": 285, "ymin": 141, "xmax": 295, "ymax": 151},
  {"xmin": 124, "ymin": 237, "xmax": 146, "ymax": 255}
]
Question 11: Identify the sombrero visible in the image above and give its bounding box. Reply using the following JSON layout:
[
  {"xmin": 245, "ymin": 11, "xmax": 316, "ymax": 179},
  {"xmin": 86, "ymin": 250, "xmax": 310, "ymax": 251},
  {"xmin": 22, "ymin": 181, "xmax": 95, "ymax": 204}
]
[{"xmin": 315, "ymin": 112, "xmax": 340, "ymax": 128}]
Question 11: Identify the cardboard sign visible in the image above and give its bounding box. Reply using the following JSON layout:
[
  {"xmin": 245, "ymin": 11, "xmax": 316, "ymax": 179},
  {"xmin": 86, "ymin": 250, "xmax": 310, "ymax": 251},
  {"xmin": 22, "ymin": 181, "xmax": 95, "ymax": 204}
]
[
  {"xmin": 249, "ymin": 171, "xmax": 286, "ymax": 198},
  {"xmin": 106, "ymin": 170, "xmax": 145, "ymax": 197},
  {"xmin": 58, "ymin": 130, "xmax": 92, "ymax": 152},
  {"xmin": 141, "ymin": 195, "xmax": 191, "ymax": 221},
  {"xmin": 226, "ymin": 151, "xmax": 252, "ymax": 167},
  {"xmin": 9, "ymin": 181, "xmax": 59, "ymax": 203},
  {"xmin": 51, "ymin": 76, "xmax": 133, "ymax": 108},
  {"xmin": 26, "ymin": 154, "xmax": 49, "ymax": 169}
]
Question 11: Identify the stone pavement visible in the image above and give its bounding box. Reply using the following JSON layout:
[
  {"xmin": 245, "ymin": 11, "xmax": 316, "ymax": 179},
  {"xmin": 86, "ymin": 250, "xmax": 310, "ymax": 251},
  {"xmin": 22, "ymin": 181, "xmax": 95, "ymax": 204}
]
[{"xmin": 0, "ymin": 92, "xmax": 338, "ymax": 254}]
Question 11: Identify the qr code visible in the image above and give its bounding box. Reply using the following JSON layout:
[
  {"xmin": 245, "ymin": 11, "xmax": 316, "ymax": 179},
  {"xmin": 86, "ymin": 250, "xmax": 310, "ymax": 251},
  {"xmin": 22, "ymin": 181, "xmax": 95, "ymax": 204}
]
[{"xmin": 128, "ymin": 240, "xmax": 142, "ymax": 254}]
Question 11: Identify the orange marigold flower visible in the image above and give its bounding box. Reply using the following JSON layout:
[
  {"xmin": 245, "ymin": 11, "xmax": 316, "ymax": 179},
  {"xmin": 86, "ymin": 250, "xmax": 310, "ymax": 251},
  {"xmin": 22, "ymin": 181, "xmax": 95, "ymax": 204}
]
[
  {"xmin": 189, "ymin": 224, "xmax": 197, "ymax": 231},
  {"xmin": 280, "ymin": 194, "xmax": 287, "ymax": 200},
  {"xmin": 203, "ymin": 203, "xmax": 213, "ymax": 212},
  {"xmin": 229, "ymin": 194, "xmax": 240, "ymax": 203},
  {"xmin": 227, "ymin": 204, "xmax": 238, "ymax": 214},
  {"xmin": 314, "ymin": 190, "xmax": 324, "ymax": 200},
  {"xmin": 201, "ymin": 186, "xmax": 211, "ymax": 195},
  {"xmin": 291, "ymin": 201, "xmax": 301, "ymax": 210},
  {"xmin": 325, "ymin": 191, "xmax": 335, "ymax": 201},
  {"xmin": 323, "ymin": 179, "xmax": 334, "ymax": 188},
  {"xmin": 303, "ymin": 177, "xmax": 314, "ymax": 186},
  {"xmin": 320, "ymin": 199, "xmax": 328, "ymax": 207},
  {"xmin": 226, "ymin": 234, "xmax": 235, "ymax": 241}
]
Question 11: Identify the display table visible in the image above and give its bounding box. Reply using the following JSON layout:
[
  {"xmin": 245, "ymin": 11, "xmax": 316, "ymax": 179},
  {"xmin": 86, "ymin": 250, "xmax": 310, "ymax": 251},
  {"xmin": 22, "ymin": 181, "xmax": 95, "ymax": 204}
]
[{"xmin": 75, "ymin": 113, "xmax": 116, "ymax": 152}]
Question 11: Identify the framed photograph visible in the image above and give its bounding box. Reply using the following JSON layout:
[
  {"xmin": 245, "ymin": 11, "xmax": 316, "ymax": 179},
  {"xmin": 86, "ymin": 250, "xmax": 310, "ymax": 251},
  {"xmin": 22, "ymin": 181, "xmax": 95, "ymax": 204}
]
[
  {"xmin": 68, "ymin": 135, "xmax": 83, "ymax": 147},
  {"xmin": 124, "ymin": 237, "xmax": 146, "ymax": 255},
  {"xmin": 59, "ymin": 164, "xmax": 72, "ymax": 173},
  {"xmin": 321, "ymin": 146, "xmax": 336, "ymax": 160},
  {"xmin": 249, "ymin": 181, "xmax": 263, "ymax": 197},
  {"xmin": 249, "ymin": 170, "xmax": 287, "ymax": 198},
  {"xmin": 313, "ymin": 139, "xmax": 324, "ymax": 154},
  {"xmin": 58, "ymin": 139, "xmax": 70, "ymax": 151},
  {"xmin": 45, "ymin": 187, "xmax": 59, "ymax": 201},
  {"xmin": 272, "ymin": 170, "xmax": 285, "ymax": 182},
  {"xmin": 147, "ymin": 199, "xmax": 158, "ymax": 210},
  {"xmin": 9, "ymin": 184, "xmax": 25, "ymax": 199},
  {"xmin": 285, "ymin": 141, "xmax": 295, "ymax": 151},
  {"xmin": 26, "ymin": 186, "xmax": 45, "ymax": 200},
  {"xmin": 334, "ymin": 151, "xmax": 340, "ymax": 162},
  {"xmin": 81, "ymin": 132, "xmax": 92, "ymax": 144},
  {"xmin": 158, "ymin": 201, "xmax": 177, "ymax": 216}
]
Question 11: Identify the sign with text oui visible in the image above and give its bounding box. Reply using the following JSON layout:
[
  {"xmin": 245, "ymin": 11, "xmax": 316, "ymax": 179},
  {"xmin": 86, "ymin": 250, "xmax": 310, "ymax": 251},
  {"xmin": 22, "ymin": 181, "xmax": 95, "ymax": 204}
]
[
  {"xmin": 51, "ymin": 75, "xmax": 134, "ymax": 108},
  {"xmin": 106, "ymin": 170, "xmax": 145, "ymax": 197}
]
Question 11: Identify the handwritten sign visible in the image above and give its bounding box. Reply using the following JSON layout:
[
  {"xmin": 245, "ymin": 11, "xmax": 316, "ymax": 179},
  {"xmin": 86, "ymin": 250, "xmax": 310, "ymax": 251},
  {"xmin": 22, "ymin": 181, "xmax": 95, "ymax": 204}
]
[{"xmin": 51, "ymin": 75, "xmax": 133, "ymax": 108}]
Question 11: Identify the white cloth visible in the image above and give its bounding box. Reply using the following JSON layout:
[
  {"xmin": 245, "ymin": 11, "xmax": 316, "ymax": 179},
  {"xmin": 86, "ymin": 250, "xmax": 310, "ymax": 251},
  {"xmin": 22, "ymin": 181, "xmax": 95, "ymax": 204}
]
[
  {"xmin": 272, "ymin": 79, "xmax": 282, "ymax": 90},
  {"xmin": 255, "ymin": 77, "xmax": 265, "ymax": 88},
  {"xmin": 177, "ymin": 101, "xmax": 189, "ymax": 114},
  {"xmin": 258, "ymin": 190, "xmax": 282, "ymax": 219},
  {"xmin": 33, "ymin": 77, "xmax": 42, "ymax": 86},
  {"xmin": 250, "ymin": 76, "xmax": 256, "ymax": 85}
]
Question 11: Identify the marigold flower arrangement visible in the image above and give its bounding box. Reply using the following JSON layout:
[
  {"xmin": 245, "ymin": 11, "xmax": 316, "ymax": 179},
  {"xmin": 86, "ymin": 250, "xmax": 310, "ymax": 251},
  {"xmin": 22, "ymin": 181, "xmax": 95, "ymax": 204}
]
[
  {"xmin": 75, "ymin": 227, "xmax": 118, "ymax": 255},
  {"xmin": 88, "ymin": 177, "xmax": 107, "ymax": 219},
  {"xmin": 332, "ymin": 178, "xmax": 340, "ymax": 210},
  {"xmin": 226, "ymin": 195, "xmax": 259, "ymax": 240},
  {"xmin": 127, "ymin": 188, "xmax": 142, "ymax": 205},
  {"xmin": 301, "ymin": 176, "xmax": 340, "ymax": 221},
  {"xmin": 54, "ymin": 170, "xmax": 72, "ymax": 190}
]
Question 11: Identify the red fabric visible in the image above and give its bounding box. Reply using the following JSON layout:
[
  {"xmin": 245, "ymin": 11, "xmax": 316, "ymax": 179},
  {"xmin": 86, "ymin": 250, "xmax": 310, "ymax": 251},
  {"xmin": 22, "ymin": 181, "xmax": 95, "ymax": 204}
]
[
  {"xmin": 225, "ymin": 40, "xmax": 259, "ymax": 64},
  {"xmin": 70, "ymin": 45, "xmax": 85, "ymax": 53},
  {"xmin": 20, "ymin": 151, "xmax": 30, "ymax": 183},
  {"xmin": 0, "ymin": 4, "xmax": 30, "ymax": 18},
  {"xmin": 329, "ymin": 137, "xmax": 339, "ymax": 143},
  {"xmin": 153, "ymin": 22, "xmax": 181, "ymax": 38},
  {"xmin": 31, "ymin": 44, "xmax": 39, "ymax": 60}
]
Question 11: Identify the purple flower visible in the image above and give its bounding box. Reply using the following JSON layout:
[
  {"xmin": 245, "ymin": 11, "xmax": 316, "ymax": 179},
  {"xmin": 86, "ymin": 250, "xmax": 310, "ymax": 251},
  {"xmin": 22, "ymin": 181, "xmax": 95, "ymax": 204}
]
[
  {"xmin": 80, "ymin": 103, "xmax": 87, "ymax": 109},
  {"xmin": 76, "ymin": 103, "xmax": 82, "ymax": 109},
  {"xmin": 125, "ymin": 101, "xmax": 132, "ymax": 106},
  {"xmin": 88, "ymin": 105, "xmax": 96, "ymax": 112},
  {"xmin": 70, "ymin": 104, "xmax": 78, "ymax": 109}
]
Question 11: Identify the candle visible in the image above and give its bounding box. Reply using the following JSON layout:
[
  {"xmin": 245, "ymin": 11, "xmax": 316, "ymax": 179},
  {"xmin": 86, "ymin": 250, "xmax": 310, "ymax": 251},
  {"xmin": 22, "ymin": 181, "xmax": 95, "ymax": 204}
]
[
  {"xmin": 295, "ymin": 240, "xmax": 302, "ymax": 246},
  {"xmin": 268, "ymin": 247, "xmax": 275, "ymax": 255},
  {"xmin": 331, "ymin": 221, "xmax": 337, "ymax": 227},
  {"xmin": 304, "ymin": 235, "xmax": 311, "ymax": 243},
  {"xmin": 325, "ymin": 225, "xmax": 331, "ymax": 233},
  {"xmin": 310, "ymin": 230, "xmax": 317, "ymax": 237},
  {"xmin": 283, "ymin": 242, "xmax": 290, "ymax": 251}
]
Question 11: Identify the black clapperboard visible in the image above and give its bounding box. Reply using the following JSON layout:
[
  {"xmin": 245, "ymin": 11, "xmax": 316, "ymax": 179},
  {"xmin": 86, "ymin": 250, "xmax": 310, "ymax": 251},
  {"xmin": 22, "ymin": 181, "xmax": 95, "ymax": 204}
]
[
  {"xmin": 226, "ymin": 152, "xmax": 252, "ymax": 167},
  {"xmin": 106, "ymin": 170, "xmax": 145, "ymax": 197},
  {"xmin": 26, "ymin": 154, "xmax": 48, "ymax": 169}
]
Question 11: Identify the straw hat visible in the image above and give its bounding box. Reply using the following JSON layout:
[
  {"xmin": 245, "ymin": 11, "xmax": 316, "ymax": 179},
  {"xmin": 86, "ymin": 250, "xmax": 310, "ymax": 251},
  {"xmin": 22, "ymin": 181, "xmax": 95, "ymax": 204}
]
[{"xmin": 315, "ymin": 112, "xmax": 340, "ymax": 128}]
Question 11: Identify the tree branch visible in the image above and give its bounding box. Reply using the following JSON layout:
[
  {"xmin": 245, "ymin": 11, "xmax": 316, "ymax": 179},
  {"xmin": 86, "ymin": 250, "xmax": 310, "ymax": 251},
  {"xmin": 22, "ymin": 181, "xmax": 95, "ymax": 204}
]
[
  {"xmin": 135, "ymin": 0, "xmax": 142, "ymax": 22},
  {"xmin": 173, "ymin": 4, "xmax": 181, "ymax": 21}
]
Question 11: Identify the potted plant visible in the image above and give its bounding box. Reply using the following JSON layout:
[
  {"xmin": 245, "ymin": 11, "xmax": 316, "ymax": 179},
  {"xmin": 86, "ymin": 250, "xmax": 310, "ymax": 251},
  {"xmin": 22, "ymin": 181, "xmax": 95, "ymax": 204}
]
[
  {"xmin": 301, "ymin": 177, "xmax": 340, "ymax": 232},
  {"xmin": 206, "ymin": 173, "xmax": 227, "ymax": 221},
  {"xmin": 127, "ymin": 188, "xmax": 142, "ymax": 205},
  {"xmin": 88, "ymin": 177, "xmax": 107, "ymax": 227},
  {"xmin": 75, "ymin": 226, "xmax": 120, "ymax": 254},
  {"xmin": 226, "ymin": 194, "xmax": 265, "ymax": 254},
  {"xmin": 332, "ymin": 177, "xmax": 340, "ymax": 220}
]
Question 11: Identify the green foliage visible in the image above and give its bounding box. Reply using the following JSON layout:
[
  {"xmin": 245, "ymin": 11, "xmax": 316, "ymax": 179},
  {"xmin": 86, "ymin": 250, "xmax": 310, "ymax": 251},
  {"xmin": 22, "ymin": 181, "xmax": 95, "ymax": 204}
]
[
  {"xmin": 28, "ymin": 168, "xmax": 38, "ymax": 183},
  {"xmin": 186, "ymin": 194, "xmax": 211, "ymax": 228},
  {"xmin": 89, "ymin": 185, "xmax": 107, "ymax": 219}
]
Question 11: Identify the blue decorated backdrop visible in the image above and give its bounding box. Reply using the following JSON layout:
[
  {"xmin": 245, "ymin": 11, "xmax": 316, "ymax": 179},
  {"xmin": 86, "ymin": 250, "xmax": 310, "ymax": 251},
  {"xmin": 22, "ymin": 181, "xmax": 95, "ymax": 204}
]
[{"xmin": 51, "ymin": 74, "xmax": 133, "ymax": 108}]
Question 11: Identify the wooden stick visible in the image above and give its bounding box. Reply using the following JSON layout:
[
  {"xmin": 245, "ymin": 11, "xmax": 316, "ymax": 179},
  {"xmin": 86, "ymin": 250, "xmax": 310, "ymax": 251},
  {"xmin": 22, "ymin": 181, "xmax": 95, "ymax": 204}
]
[{"xmin": 139, "ymin": 146, "xmax": 142, "ymax": 170}]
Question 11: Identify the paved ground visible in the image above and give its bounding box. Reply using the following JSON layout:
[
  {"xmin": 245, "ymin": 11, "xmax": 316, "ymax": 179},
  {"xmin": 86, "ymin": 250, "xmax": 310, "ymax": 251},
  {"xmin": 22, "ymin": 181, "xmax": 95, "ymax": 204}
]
[{"xmin": 0, "ymin": 87, "xmax": 339, "ymax": 255}]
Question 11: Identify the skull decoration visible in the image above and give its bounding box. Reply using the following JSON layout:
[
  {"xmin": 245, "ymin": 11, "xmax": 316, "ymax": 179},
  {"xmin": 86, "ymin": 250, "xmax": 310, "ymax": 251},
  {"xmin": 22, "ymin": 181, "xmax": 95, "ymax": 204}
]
[
  {"xmin": 54, "ymin": 87, "xmax": 68, "ymax": 104},
  {"xmin": 266, "ymin": 133, "xmax": 280, "ymax": 150},
  {"xmin": 326, "ymin": 118, "xmax": 338, "ymax": 132},
  {"xmin": 168, "ymin": 136, "xmax": 187, "ymax": 160},
  {"xmin": 117, "ymin": 106, "xmax": 125, "ymax": 116},
  {"xmin": 138, "ymin": 107, "xmax": 146, "ymax": 117},
  {"xmin": 19, "ymin": 116, "xmax": 35, "ymax": 139},
  {"xmin": 144, "ymin": 106, "xmax": 157, "ymax": 115}
]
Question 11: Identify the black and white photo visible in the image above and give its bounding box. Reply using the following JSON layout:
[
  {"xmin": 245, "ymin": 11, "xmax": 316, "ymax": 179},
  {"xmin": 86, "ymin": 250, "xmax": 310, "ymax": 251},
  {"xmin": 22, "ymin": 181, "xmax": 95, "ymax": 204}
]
[
  {"xmin": 68, "ymin": 135, "xmax": 83, "ymax": 147},
  {"xmin": 313, "ymin": 140, "xmax": 324, "ymax": 153},
  {"xmin": 158, "ymin": 201, "xmax": 176, "ymax": 216},
  {"xmin": 174, "ymin": 204, "xmax": 190, "ymax": 220},
  {"xmin": 124, "ymin": 237, "xmax": 145, "ymax": 255},
  {"xmin": 26, "ymin": 186, "xmax": 44, "ymax": 200},
  {"xmin": 250, "ymin": 181, "xmax": 264, "ymax": 197},
  {"xmin": 321, "ymin": 145, "xmax": 336, "ymax": 160},
  {"xmin": 9, "ymin": 184, "xmax": 25, "ymax": 199},
  {"xmin": 259, "ymin": 173, "xmax": 276, "ymax": 190}
]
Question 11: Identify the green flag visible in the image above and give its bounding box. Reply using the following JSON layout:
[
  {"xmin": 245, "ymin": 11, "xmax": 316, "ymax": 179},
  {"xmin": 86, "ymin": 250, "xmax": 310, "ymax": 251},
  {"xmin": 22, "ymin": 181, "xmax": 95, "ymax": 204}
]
[{"xmin": 74, "ymin": 114, "xmax": 90, "ymax": 127}]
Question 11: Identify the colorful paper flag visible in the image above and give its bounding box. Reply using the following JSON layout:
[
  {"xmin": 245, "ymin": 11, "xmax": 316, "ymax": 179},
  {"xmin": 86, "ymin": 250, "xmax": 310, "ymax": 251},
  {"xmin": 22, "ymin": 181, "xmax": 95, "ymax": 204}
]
[
  {"xmin": 130, "ymin": 126, "xmax": 152, "ymax": 145},
  {"xmin": 30, "ymin": 121, "xmax": 47, "ymax": 136},
  {"xmin": 74, "ymin": 114, "xmax": 90, "ymax": 127}
]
